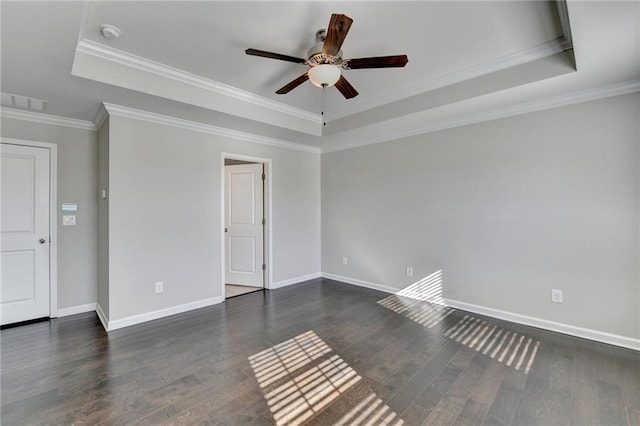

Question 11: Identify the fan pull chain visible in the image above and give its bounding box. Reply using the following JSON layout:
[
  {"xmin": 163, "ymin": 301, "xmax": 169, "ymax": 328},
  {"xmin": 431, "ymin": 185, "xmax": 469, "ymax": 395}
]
[{"xmin": 321, "ymin": 83, "xmax": 327, "ymax": 127}]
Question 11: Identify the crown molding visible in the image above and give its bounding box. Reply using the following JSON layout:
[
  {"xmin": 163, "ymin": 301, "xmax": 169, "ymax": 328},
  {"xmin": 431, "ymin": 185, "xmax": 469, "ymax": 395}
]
[
  {"xmin": 0, "ymin": 107, "xmax": 97, "ymax": 130},
  {"xmin": 556, "ymin": 0, "xmax": 573, "ymax": 48},
  {"xmin": 102, "ymin": 103, "xmax": 320, "ymax": 154},
  {"xmin": 93, "ymin": 103, "xmax": 108, "ymax": 129},
  {"xmin": 325, "ymin": 37, "xmax": 571, "ymax": 123},
  {"xmin": 0, "ymin": 101, "xmax": 319, "ymax": 154},
  {"xmin": 77, "ymin": 39, "xmax": 320, "ymax": 125},
  {"xmin": 4, "ymin": 80, "xmax": 635, "ymax": 156},
  {"xmin": 322, "ymin": 80, "xmax": 640, "ymax": 153}
]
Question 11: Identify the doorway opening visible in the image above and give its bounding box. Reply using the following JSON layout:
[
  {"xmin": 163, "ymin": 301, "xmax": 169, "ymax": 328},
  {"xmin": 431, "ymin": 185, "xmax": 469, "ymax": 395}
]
[{"xmin": 221, "ymin": 154, "xmax": 271, "ymax": 300}]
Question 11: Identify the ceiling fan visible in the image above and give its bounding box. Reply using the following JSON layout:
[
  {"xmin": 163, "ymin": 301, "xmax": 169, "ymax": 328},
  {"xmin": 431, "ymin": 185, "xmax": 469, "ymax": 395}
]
[{"xmin": 245, "ymin": 13, "xmax": 408, "ymax": 99}]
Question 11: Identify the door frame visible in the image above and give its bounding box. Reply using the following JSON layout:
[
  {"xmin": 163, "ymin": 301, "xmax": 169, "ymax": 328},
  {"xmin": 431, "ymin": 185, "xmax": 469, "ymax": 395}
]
[
  {"xmin": 220, "ymin": 152, "xmax": 272, "ymax": 299},
  {"xmin": 1, "ymin": 137, "xmax": 58, "ymax": 318}
]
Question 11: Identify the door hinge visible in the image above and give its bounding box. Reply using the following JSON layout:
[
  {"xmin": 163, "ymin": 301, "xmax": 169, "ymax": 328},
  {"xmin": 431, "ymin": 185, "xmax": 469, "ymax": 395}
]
[
  {"xmin": 262, "ymin": 173, "xmax": 265, "ymax": 180},
  {"xmin": 262, "ymin": 218, "xmax": 265, "ymax": 225},
  {"xmin": 262, "ymin": 264, "xmax": 266, "ymax": 271}
]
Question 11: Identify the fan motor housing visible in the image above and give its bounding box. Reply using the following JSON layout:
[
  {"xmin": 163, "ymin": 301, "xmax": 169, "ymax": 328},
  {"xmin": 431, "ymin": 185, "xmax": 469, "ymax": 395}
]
[{"xmin": 307, "ymin": 28, "xmax": 344, "ymax": 66}]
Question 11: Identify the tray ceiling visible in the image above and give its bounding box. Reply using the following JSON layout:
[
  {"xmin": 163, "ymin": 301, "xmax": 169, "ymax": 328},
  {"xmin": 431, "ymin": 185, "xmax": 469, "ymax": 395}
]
[{"xmin": 1, "ymin": 1, "xmax": 638, "ymax": 150}]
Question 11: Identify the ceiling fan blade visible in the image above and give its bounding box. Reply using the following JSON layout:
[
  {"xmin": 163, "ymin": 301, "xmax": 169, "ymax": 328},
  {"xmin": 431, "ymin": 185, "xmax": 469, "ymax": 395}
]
[
  {"xmin": 323, "ymin": 14, "xmax": 353, "ymax": 56},
  {"xmin": 345, "ymin": 55, "xmax": 409, "ymax": 69},
  {"xmin": 334, "ymin": 75, "xmax": 358, "ymax": 99},
  {"xmin": 275, "ymin": 73, "xmax": 310, "ymax": 94},
  {"xmin": 245, "ymin": 48, "xmax": 307, "ymax": 64}
]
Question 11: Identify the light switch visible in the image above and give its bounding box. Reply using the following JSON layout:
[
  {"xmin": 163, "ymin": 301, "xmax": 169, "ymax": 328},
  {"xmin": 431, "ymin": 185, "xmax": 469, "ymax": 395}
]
[{"xmin": 63, "ymin": 215, "xmax": 76, "ymax": 226}]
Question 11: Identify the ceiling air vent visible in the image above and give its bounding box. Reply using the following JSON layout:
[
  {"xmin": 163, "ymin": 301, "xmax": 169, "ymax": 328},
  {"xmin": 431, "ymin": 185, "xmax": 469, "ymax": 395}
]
[{"xmin": 1, "ymin": 93, "xmax": 47, "ymax": 112}]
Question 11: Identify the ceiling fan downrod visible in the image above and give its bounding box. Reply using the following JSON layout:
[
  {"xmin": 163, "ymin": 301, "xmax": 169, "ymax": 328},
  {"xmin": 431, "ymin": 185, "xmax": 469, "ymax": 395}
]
[{"xmin": 321, "ymin": 84, "xmax": 327, "ymax": 127}]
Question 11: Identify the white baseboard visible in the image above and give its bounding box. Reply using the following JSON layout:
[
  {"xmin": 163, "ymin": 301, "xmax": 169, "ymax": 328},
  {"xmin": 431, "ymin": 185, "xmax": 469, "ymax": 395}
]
[
  {"xmin": 321, "ymin": 272, "xmax": 397, "ymax": 294},
  {"xmin": 445, "ymin": 299, "xmax": 640, "ymax": 352},
  {"xmin": 105, "ymin": 297, "xmax": 224, "ymax": 332},
  {"xmin": 95, "ymin": 303, "xmax": 109, "ymax": 331},
  {"xmin": 89, "ymin": 275, "xmax": 639, "ymax": 351},
  {"xmin": 56, "ymin": 303, "xmax": 97, "ymax": 317},
  {"xmin": 319, "ymin": 273, "xmax": 639, "ymax": 351},
  {"xmin": 270, "ymin": 272, "xmax": 322, "ymax": 289}
]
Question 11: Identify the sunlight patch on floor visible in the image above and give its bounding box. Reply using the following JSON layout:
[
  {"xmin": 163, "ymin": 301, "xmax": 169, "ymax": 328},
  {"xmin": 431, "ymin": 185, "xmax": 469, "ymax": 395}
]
[
  {"xmin": 375, "ymin": 269, "xmax": 540, "ymax": 375},
  {"xmin": 249, "ymin": 330, "xmax": 332, "ymax": 388},
  {"xmin": 444, "ymin": 315, "xmax": 540, "ymax": 374},
  {"xmin": 396, "ymin": 270, "xmax": 445, "ymax": 305},
  {"xmin": 249, "ymin": 330, "xmax": 404, "ymax": 425},
  {"xmin": 377, "ymin": 270, "xmax": 453, "ymax": 328},
  {"xmin": 334, "ymin": 392, "xmax": 404, "ymax": 426},
  {"xmin": 263, "ymin": 354, "xmax": 360, "ymax": 425},
  {"xmin": 378, "ymin": 295, "xmax": 454, "ymax": 328}
]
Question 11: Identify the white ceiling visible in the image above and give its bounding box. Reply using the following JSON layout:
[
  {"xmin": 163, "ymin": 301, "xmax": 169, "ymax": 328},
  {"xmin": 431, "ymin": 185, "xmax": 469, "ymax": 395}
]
[
  {"xmin": 81, "ymin": 1, "xmax": 561, "ymax": 113},
  {"xmin": 1, "ymin": 1, "xmax": 639, "ymax": 151}
]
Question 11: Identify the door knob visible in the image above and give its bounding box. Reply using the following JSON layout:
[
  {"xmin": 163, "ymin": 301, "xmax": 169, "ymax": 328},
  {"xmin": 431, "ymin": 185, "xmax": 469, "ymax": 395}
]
[
  {"xmin": 225, "ymin": 228, "xmax": 228, "ymax": 233},
  {"xmin": 39, "ymin": 238, "xmax": 46, "ymax": 244}
]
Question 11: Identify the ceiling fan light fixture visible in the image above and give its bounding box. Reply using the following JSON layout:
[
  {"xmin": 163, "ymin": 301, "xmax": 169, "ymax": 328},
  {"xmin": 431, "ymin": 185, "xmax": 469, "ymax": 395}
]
[{"xmin": 308, "ymin": 64, "xmax": 341, "ymax": 88}]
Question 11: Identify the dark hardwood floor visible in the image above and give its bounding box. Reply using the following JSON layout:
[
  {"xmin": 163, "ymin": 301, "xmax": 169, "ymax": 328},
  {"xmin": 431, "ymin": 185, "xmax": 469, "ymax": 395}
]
[{"xmin": 1, "ymin": 278, "xmax": 639, "ymax": 425}]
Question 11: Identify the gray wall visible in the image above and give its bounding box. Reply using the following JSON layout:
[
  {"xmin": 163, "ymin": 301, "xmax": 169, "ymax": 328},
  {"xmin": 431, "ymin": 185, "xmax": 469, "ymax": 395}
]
[
  {"xmin": 105, "ymin": 115, "xmax": 320, "ymax": 321},
  {"xmin": 97, "ymin": 118, "xmax": 109, "ymax": 315},
  {"xmin": 3, "ymin": 92, "xmax": 637, "ymax": 341},
  {"xmin": 322, "ymin": 93, "xmax": 640, "ymax": 339},
  {"xmin": 1, "ymin": 117, "xmax": 98, "ymax": 310}
]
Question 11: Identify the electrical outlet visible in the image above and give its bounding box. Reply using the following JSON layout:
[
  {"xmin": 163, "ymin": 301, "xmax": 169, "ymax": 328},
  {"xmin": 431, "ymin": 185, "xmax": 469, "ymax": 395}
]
[
  {"xmin": 406, "ymin": 266, "xmax": 413, "ymax": 277},
  {"xmin": 155, "ymin": 281, "xmax": 164, "ymax": 293},
  {"xmin": 551, "ymin": 289, "xmax": 563, "ymax": 303},
  {"xmin": 342, "ymin": 256, "xmax": 348, "ymax": 266}
]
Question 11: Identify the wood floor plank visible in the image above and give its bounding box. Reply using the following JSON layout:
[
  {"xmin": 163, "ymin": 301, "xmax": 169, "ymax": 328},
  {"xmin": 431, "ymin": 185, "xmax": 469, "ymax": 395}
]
[
  {"xmin": 454, "ymin": 356, "xmax": 506, "ymax": 425},
  {"xmin": 423, "ymin": 397, "xmax": 465, "ymax": 426},
  {"xmin": 446, "ymin": 351, "xmax": 488, "ymax": 406},
  {"xmin": 400, "ymin": 401, "xmax": 431, "ymax": 425},
  {"xmin": 1, "ymin": 278, "xmax": 637, "ymax": 426},
  {"xmin": 514, "ymin": 376, "xmax": 571, "ymax": 425},
  {"xmin": 571, "ymin": 378, "xmax": 600, "ymax": 425},
  {"xmin": 482, "ymin": 362, "xmax": 527, "ymax": 425},
  {"xmin": 597, "ymin": 380, "xmax": 628, "ymax": 426},
  {"xmin": 614, "ymin": 348, "xmax": 640, "ymax": 414}
]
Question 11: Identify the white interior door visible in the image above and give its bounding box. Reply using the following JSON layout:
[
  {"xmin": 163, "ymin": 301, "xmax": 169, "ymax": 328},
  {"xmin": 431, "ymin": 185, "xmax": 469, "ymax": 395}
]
[
  {"xmin": 1, "ymin": 143, "xmax": 51, "ymax": 325},
  {"xmin": 225, "ymin": 163, "xmax": 264, "ymax": 287}
]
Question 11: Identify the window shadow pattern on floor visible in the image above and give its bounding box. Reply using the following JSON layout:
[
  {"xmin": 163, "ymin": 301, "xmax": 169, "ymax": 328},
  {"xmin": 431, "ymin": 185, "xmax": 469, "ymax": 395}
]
[
  {"xmin": 248, "ymin": 330, "xmax": 403, "ymax": 425},
  {"xmin": 377, "ymin": 270, "xmax": 454, "ymax": 328},
  {"xmin": 444, "ymin": 314, "xmax": 540, "ymax": 374},
  {"xmin": 376, "ymin": 269, "xmax": 540, "ymax": 374},
  {"xmin": 377, "ymin": 295, "xmax": 454, "ymax": 328}
]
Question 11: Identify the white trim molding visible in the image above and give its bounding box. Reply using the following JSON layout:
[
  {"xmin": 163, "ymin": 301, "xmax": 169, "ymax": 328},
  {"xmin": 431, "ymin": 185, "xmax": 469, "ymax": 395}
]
[
  {"xmin": 76, "ymin": 39, "xmax": 320, "ymax": 125},
  {"xmin": 320, "ymin": 273, "xmax": 639, "ymax": 351},
  {"xmin": 324, "ymin": 38, "xmax": 572, "ymax": 122},
  {"xmin": 104, "ymin": 103, "xmax": 320, "ymax": 154},
  {"xmin": 0, "ymin": 107, "xmax": 96, "ymax": 130},
  {"xmin": 271, "ymin": 272, "xmax": 322, "ymax": 290},
  {"xmin": 103, "ymin": 297, "xmax": 223, "ymax": 332},
  {"xmin": 95, "ymin": 303, "xmax": 109, "ymax": 331},
  {"xmin": 445, "ymin": 299, "xmax": 640, "ymax": 352},
  {"xmin": 321, "ymin": 272, "xmax": 397, "ymax": 294},
  {"xmin": 93, "ymin": 103, "xmax": 109, "ymax": 129},
  {"xmin": 322, "ymin": 80, "xmax": 640, "ymax": 153},
  {"xmin": 57, "ymin": 303, "xmax": 97, "ymax": 318}
]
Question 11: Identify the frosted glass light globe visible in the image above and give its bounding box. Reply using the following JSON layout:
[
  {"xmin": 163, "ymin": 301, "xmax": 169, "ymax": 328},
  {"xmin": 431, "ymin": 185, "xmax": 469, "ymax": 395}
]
[{"xmin": 308, "ymin": 64, "xmax": 341, "ymax": 88}]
